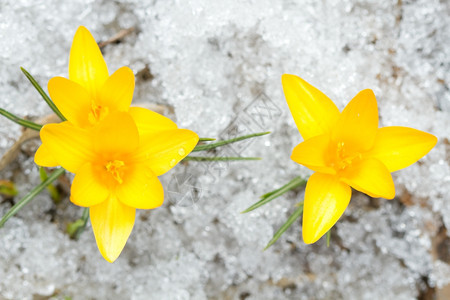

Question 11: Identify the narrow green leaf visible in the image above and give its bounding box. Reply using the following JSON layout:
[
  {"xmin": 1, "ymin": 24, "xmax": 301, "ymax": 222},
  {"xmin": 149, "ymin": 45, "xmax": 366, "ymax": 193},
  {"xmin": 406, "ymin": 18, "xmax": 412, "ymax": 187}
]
[
  {"xmin": 198, "ymin": 137, "xmax": 216, "ymax": 142},
  {"xmin": 0, "ymin": 108, "xmax": 42, "ymax": 131},
  {"xmin": 193, "ymin": 131, "xmax": 270, "ymax": 152},
  {"xmin": 183, "ymin": 156, "xmax": 261, "ymax": 162},
  {"xmin": 0, "ymin": 168, "xmax": 65, "ymax": 228},
  {"xmin": 67, "ymin": 207, "xmax": 89, "ymax": 240},
  {"xmin": 241, "ymin": 176, "xmax": 306, "ymax": 213},
  {"xmin": 20, "ymin": 67, "xmax": 66, "ymax": 121},
  {"xmin": 0, "ymin": 180, "xmax": 18, "ymax": 197},
  {"xmin": 259, "ymin": 184, "xmax": 287, "ymax": 199},
  {"xmin": 326, "ymin": 230, "xmax": 331, "ymax": 247},
  {"xmin": 39, "ymin": 167, "xmax": 60, "ymax": 203},
  {"xmin": 264, "ymin": 203, "xmax": 303, "ymax": 250}
]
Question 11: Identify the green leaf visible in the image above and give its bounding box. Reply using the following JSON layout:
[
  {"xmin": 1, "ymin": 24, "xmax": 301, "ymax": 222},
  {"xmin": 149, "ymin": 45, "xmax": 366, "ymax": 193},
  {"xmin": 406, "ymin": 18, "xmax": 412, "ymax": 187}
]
[
  {"xmin": 20, "ymin": 67, "xmax": 66, "ymax": 121},
  {"xmin": 0, "ymin": 168, "xmax": 65, "ymax": 228},
  {"xmin": 0, "ymin": 180, "xmax": 18, "ymax": 197},
  {"xmin": 0, "ymin": 108, "xmax": 42, "ymax": 131},
  {"xmin": 183, "ymin": 156, "xmax": 261, "ymax": 161},
  {"xmin": 67, "ymin": 207, "xmax": 89, "ymax": 240},
  {"xmin": 264, "ymin": 203, "xmax": 303, "ymax": 250},
  {"xmin": 241, "ymin": 176, "xmax": 306, "ymax": 213},
  {"xmin": 39, "ymin": 167, "xmax": 61, "ymax": 203},
  {"xmin": 198, "ymin": 137, "xmax": 216, "ymax": 142},
  {"xmin": 193, "ymin": 131, "xmax": 270, "ymax": 152}
]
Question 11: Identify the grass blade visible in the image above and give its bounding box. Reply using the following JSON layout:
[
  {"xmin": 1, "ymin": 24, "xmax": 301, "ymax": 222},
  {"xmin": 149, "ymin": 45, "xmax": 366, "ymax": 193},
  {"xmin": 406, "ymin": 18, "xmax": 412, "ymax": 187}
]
[
  {"xmin": 0, "ymin": 168, "xmax": 65, "ymax": 228},
  {"xmin": 0, "ymin": 108, "xmax": 42, "ymax": 131},
  {"xmin": 183, "ymin": 156, "xmax": 261, "ymax": 161},
  {"xmin": 20, "ymin": 67, "xmax": 66, "ymax": 121},
  {"xmin": 67, "ymin": 207, "xmax": 89, "ymax": 240},
  {"xmin": 198, "ymin": 137, "xmax": 216, "ymax": 142},
  {"xmin": 264, "ymin": 203, "xmax": 303, "ymax": 250},
  {"xmin": 241, "ymin": 176, "xmax": 306, "ymax": 213},
  {"xmin": 193, "ymin": 131, "xmax": 270, "ymax": 152}
]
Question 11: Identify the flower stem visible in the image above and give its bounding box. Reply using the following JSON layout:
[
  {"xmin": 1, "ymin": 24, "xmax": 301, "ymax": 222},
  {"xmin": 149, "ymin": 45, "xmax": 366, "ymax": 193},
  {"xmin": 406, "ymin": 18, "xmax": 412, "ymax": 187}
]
[
  {"xmin": 193, "ymin": 131, "xmax": 270, "ymax": 152},
  {"xmin": 183, "ymin": 156, "xmax": 261, "ymax": 161},
  {"xmin": 264, "ymin": 203, "xmax": 304, "ymax": 250},
  {"xmin": 0, "ymin": 168, "xmax": 65, "ymax": 228},
  {"xmin": 20, "ymin": 67, "xmax": 66, "ymax": 121},
  {"xmin": 241, "ymin": 176, "xmax": 306, "ymax": 213},
  {"xmin": 0, "ymin": 108, "xmax": 42, "ymax": 131}
]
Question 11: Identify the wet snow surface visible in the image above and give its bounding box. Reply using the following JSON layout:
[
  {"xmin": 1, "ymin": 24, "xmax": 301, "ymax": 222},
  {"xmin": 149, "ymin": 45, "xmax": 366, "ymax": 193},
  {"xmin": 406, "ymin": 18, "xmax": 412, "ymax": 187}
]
[{"xmin": 0, "ymin": 0, "xmax": 449, "ymax": 299}]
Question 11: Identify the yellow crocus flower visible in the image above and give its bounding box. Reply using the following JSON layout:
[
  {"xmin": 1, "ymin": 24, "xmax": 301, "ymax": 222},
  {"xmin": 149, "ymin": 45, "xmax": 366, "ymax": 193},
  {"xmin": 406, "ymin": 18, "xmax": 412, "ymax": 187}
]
[
  {"xmin": 36, "ymin": 111, "xmax": 198, "ymax": 262},
  {"xmin": 282, "ymin": 74, "xmax": 437, "ymax": 244},
  {"xmin": 51, "ymin": 26, "xmax": 134, "ymax": 127},
  {"xmin": 35, "ymin": 25, "xmax": 137, "ymax": 165},
  {"xmin": 34, "ymin": 26, "xmax": 199, "ymax": 262}
]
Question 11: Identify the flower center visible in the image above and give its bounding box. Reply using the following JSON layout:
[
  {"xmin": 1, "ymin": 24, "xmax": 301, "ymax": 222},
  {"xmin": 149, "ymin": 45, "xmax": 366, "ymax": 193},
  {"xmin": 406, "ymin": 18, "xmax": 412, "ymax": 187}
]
[
  {"xmin": 105, "ymin": 160, "xmax": 125, "ymax": 184},
  {"xmin": 88, "ymin": 103, "xmax": 109, "ymax": 124},
  {"xmin": 331, "ymin": 141, "xmax": 361, "ymax": 171}
]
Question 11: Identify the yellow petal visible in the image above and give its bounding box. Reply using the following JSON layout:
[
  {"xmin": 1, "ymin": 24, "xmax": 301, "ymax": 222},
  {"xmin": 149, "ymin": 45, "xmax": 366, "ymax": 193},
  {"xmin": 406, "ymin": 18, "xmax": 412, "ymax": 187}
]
[
  {"xmin": 70, "ymin": 163, "xmax": 110, "ymax": 207},
  {"xmin": 48, "ymin": 77, "xmax": 91, "ymax": 127},
  {"xmin": 116, "ymin": 164, "xmax": 164, "ymax": 209},
  {"xmin": 281, "ymin": 74, "xmax": 340, "ymax": 140},
  {"xmin": 291, "ymin": 134, "xmax": 336, "ymax": 174},
  {"xmin": 98, "ymin": 66, "xmax": 135, "ymax": 111},
  {"xmin": 302, "ymin": 173, "xmax": 351, "ymax": 244},
  {"xmin": 340, "ymin": 158, "xmax": 395, "ymax": 199},
  {"xmin": 34, "ymin": 144, "xmax": 59, "ymax": 167},
  {"xmin": 128, "ymin": 107, "xmax": 178, "ymax": 136},
  {"xmin": 130, "ymin": 129, "xmax": 199, "ymax": 176},
  {"xmin": 332, "ymin": 89, "xmax": 378, "ymax": 152},
  {"xmin": 69, "ymin": 26, "xmax": 109, "ymax": 99},
  {"xmin": 90, "ymin": 196, "xmax": 135, "ymax": 263},
  {"xmin": 94, "ymin": 112, "xmax": 139, "ymax": 157},
  {"xmin": 40, "ymin": 122, "xmax": 95, "ymax": 173},
  {"xmin": 365, "ymin": 126, "xmax": 438, "ymax": 172}
]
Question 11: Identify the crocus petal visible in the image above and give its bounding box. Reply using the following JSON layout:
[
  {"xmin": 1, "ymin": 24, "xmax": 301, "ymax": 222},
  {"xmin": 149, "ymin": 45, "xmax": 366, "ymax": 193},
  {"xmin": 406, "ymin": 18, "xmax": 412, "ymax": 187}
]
[
  {"xmin": 302, "ymin": 173, "xmax": 351, "ymax": 244},
  {"xmin": 48, "ymin": 77, "xmax": 92, "ymax": 127},
  {"xmin": 94, "ymin": 112, "xmax": 139, "ymax": 157},
  {"xmin": 39, "ymin": 122, "xmax": 95, "ymax": 173},
  {"xmin": 291, "ymin": 134, "xmax": 336, "ymax": 174},
  {"xmin": 340, "ymin": 158, "xmax": 395, "ymax": 199},
  {"xmin": 130, "ymin": 129, "xmax": 199, "ymax": 176},
  {"xmin": 364, "ymin": 126, "xmax": 438, "ymax": 172},
  {"xmin": 69, "ymin": 26, "xmax": 109, "ymax": 99},
  {"xmin": 128, "ymin": 107, "xmax": 178, "ymax": 136},
  {"xmin": 34, "ymin": 144, "xmax": 59, "ymax": 167},
  {"xmin": 90, "ymin": 196, "xmax": 135, "ymax": 263},
  {"xmin": 116, "ymin": 164, "xmax": 164, "ymax": 209},
  {"xmin": 98, "ymin": 66, "xmax": 135, "ymax": 111},
  {"xmin": 281, "ymin": 74, "xmax": 340, "ymax": 140},
  {"xmin": 332, "ymin": 89, "xmax": 378, "ymax": 152},
  {"xmin": 70, "ymin": 163, "xmax": 110, "ymax": 207}
]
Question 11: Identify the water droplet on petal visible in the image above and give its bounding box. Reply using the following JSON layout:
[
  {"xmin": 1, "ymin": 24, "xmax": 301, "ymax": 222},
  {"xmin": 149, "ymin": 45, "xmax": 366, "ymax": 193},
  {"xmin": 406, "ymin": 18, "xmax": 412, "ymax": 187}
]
[
  {"xmin": 170, "ymin": 159, "xmax": 177, "ymax": 167},
  {"xmin": 178, "ymin": 148, "xmax": 186, "ymax": 156}
]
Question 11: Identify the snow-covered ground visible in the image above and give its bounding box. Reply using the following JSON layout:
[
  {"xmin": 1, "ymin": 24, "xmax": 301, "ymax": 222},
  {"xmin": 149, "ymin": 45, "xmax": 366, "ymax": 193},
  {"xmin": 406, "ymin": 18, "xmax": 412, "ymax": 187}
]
[{"xmin": 0, "ymin": 0, "xmax": 449, "ymax": 299}]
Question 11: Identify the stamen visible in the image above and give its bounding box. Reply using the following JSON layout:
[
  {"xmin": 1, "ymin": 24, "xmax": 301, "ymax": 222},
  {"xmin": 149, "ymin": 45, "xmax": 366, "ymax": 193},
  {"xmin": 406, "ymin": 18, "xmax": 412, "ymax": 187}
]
[
  {"xmin": 105, "ymin": 160, "xmax": 125, "ymax": 184},
  {"xmin": 88, "ymin": 103, "xmax": 109, "ymax": 124},
  {"xmin": 332, "ymin": 141, "xmax": 361, "ymax": 171}
]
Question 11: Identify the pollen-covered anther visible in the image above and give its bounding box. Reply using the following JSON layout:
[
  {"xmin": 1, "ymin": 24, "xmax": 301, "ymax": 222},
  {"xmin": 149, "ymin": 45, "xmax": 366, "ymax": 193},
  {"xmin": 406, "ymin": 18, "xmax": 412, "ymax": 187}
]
[{"xmin": 105, "ymin": 160, "xmax": 125, "ymax": 184}]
